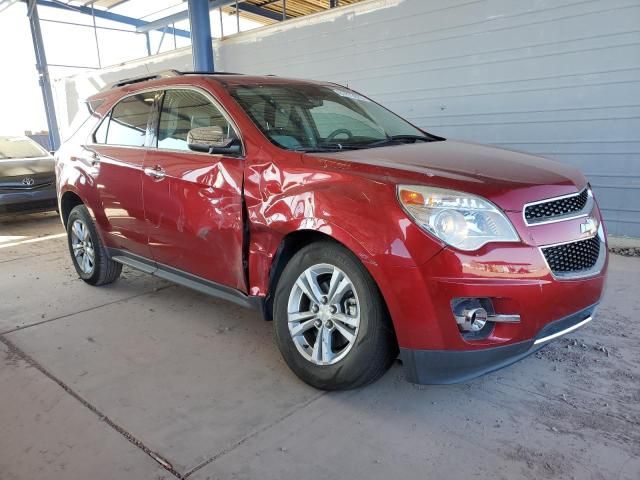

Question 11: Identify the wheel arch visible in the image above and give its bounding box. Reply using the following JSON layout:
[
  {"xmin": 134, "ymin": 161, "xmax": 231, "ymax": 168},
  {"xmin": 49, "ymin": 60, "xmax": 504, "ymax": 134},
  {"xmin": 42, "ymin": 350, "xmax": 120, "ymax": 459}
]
[
  {"xmin": 60, "ymin": 190, "xmax": 84, "ymax": 227},
  {"xmin": 264, "ymin": 229, "xmax": 336, "ymax": 321},
  {"xmin": 260, "ymin": 224, "xmax": 392, "ymax": 335}
]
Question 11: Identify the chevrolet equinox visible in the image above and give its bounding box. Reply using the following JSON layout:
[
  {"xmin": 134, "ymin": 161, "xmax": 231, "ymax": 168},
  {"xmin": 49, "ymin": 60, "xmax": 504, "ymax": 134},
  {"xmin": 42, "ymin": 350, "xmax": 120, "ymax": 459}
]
[{"xmin": 56, "ymin": 71, "xmax": 608, "ymax": 390}]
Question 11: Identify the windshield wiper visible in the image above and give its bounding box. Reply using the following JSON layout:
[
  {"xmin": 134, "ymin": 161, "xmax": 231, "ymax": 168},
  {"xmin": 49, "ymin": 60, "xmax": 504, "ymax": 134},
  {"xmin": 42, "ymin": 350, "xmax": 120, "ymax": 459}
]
[
  {"xmin": 291, "ymin": 144, "xmax": 364, "ymax": 153},
  {"xmin": 359, "ymin": 135, "xmax": 435, "ymax": 149},
  {"xmin": 287, "ymin": 135, "xmax": 436, "ymax": 153}
]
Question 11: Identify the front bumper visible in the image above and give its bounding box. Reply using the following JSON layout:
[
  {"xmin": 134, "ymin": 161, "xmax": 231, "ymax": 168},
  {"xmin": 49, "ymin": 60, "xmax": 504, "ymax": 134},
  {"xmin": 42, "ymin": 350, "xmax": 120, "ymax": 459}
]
[
  {"xmin": 0, "ymin": 185, "xmax": 57, "ymax": 215},
  {"xmin": 400, "ymin": 303, "xmax": 597, "ymax": 384}
]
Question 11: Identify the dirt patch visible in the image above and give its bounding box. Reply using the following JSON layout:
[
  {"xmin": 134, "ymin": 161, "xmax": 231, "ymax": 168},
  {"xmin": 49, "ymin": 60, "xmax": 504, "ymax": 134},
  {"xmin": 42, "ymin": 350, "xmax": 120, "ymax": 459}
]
[
  {"xmin": 609, "ymin": 247, "xmax": 640, "ymax": 257},
  {"xmin": 502, "ymin": 444, "xmax": 572, "ymax": 480},
  {"xmin": 2, "ymin": 342, "xmax": 24, "ymax": 368}
]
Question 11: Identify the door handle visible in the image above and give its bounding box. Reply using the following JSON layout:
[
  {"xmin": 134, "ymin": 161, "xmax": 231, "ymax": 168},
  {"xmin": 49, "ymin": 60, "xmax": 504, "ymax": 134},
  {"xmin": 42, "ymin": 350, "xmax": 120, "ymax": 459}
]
[{"xmin": 144, "ymin": 166, "xmax": 166, "ymax": 180}]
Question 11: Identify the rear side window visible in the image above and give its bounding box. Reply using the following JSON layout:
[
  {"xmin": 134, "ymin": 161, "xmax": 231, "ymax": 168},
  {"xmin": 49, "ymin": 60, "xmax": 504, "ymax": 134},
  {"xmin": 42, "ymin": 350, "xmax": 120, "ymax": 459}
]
[
  {"xmin": 93, "ymin": 113, "xmax": 110, "ymax": 144},
  {"xmin": 157, "ymin": 89, "xmax": 236, "ymax": 151},
  {"xmin": 96, "ymin": 92, "xmax": 156, "ymax": 147}
]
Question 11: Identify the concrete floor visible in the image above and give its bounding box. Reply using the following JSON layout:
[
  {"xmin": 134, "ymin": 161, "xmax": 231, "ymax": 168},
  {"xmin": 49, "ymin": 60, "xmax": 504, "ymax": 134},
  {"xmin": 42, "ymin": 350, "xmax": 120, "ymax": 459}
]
[{"xmin": 1, "ymin": 212, "xmax": 639, "ymax": 480}]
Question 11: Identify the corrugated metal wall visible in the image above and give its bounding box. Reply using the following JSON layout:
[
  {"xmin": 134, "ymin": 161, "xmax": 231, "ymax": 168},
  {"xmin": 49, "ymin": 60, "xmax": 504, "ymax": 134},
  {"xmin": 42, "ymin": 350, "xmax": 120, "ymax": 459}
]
[{"xmin": 56, "ymin": 0, "xmax": 640, "ymax": 236}]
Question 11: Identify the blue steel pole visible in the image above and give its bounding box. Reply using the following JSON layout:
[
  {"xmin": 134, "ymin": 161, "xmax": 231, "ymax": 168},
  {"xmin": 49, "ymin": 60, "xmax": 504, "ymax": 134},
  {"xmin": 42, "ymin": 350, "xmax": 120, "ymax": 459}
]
[
  {"xmin": 187, "ymin": 0, "xmax": 214, "ymax": 72},
  {"xmin": 27, "ymin": 0, "xmax": 60, "ymax": 151}
]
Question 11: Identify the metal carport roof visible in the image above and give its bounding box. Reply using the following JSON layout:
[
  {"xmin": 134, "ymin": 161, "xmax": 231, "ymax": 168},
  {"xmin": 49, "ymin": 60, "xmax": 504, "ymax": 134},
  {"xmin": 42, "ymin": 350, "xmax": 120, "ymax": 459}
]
[{"xmin": 0, "ymin": 0, "xmax": 366, "ymax": 150}]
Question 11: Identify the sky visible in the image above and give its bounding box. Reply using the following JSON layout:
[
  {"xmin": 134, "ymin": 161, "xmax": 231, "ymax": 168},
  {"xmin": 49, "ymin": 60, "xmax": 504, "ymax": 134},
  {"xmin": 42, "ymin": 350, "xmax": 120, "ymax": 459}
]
[
  {"xmin": 0, "ymin": 1, "xmax": 264, "ymax": 136},
  {"xmin": 0, "ymin": 3, "xmax": 48, "ymax": 135}
]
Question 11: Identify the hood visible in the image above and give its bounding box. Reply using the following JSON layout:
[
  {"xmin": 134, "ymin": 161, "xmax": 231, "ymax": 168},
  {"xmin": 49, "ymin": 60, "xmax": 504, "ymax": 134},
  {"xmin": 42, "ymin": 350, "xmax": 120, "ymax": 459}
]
[
  {"xmin": 304, "ymin": 140, "xmax": 587, "ymax": 211},
  {"xmin": 0, "ymin": 156, "xmax": 55, "ymax": 188}
]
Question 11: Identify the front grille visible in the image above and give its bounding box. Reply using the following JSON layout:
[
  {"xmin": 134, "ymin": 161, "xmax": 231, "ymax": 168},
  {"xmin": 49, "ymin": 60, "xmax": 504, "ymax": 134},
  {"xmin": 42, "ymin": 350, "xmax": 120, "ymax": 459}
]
[
  {"xmin": 0, "ymin": 181, "xmax": 54, "ymax": 192},
  {"xmin": 542, "ymin": 235, "xmax": 601, "ymax": 274},
  {"xmin": 525, "ymin": 188, "xmax": 589, "ymax": 223}
]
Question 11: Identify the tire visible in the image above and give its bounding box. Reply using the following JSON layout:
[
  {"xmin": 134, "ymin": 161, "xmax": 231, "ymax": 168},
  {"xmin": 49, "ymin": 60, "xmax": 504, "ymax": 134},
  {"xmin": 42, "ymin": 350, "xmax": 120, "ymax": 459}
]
[
  {"xmin": 66, "ymin": 204, "xmax": 122, "ymax": 286},
  {"xmin": 273, "ymin": 241, "xmax": 397, "ymax": 390}
]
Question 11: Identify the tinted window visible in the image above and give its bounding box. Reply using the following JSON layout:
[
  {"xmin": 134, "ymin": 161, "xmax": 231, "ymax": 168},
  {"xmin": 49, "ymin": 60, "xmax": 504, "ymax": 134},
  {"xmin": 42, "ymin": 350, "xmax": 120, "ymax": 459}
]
[
  {"xmin": 158, "ymin": 89, "xmax": 235, "ymax": 151},
  {"xmin": 106, "ymin": 92, "xmax": 155, "ymax": 147}
]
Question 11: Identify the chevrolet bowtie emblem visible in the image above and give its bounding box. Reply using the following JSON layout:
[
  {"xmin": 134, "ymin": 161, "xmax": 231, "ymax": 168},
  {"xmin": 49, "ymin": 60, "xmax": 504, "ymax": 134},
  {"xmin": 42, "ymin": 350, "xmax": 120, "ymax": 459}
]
[{"xmin": 580, "ymin": 217, "xmax": 598, "ymax": 237}]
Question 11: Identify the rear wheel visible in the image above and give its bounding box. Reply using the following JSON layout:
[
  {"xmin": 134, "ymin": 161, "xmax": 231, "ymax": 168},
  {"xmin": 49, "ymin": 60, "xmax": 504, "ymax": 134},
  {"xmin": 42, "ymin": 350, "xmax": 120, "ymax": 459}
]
[
  {"xmin": 66, "ymin": 205, "xmax": 122, "ymax": 285},
  {"xmin": 273, "ymin": 241, "xmax": 397, "ymax": 390}
]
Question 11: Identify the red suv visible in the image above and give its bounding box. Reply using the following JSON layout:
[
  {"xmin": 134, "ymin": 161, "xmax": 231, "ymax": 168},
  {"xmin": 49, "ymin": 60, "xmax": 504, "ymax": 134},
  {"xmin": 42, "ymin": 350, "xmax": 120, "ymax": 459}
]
[{"xmin": 56, "ymin": 71, "xmax": 607, "ymax": 390}]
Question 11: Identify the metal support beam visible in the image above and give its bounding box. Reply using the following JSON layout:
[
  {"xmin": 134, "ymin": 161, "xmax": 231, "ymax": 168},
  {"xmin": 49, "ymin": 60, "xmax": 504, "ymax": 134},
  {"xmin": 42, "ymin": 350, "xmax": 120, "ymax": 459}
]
[
  {"xmin": 238, "ymin": 2, "xmax": 284, "ymax": 20},
  {"xmin": 188, "ymin": 0, "xmax": 214, "ymax": 72},
  {"xmin": 218, "ymin": 7, "xmax": 224, "ymax": 38},
  {"xmin": 156, "ymin": 26, "xmax": 167, "ymax": 55},
  {"xmin": 91, "ymin": 4, "xmax": 101, "ymax": 68},
  {"xmin": 235, "ymin": 0, "xmax": 239, "ymax": 33},
  {"xmin": 0, "ymin": 0, "xmax": 20, "ymax": 14},
  {"xmin": 36, "ymin": 0, "xmax": 191, "ymax": 38},
  {"xmin": 137, "ymin": 0, "xmax": 236, "ymax": 33},
  {"xmin": 137, "ymin": 0, "xmax": 283, "ymax": 33},
  {"xmin": 27, "ymin": 0, "xmax": 60, "ymax": 150},
  {"xmin": 173, "ymin": 23, "xmax": 177, "ymax": 48}
]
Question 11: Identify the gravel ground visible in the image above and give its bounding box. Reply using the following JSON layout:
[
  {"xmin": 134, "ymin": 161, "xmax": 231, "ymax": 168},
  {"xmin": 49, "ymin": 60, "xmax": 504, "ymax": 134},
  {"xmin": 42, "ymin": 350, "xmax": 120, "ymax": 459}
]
[{"xmin": 609, "ymin": 247, "xmax": 640, "ymax": 257}]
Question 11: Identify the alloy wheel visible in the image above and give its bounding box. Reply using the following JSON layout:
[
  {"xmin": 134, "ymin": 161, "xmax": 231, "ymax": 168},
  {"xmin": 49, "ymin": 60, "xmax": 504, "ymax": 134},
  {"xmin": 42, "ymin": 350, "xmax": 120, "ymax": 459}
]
[
  {"xmin": 70, "ymin": 219, "xmax": 95, "ymax": 275},
  {"xmin": 287, "ymin": 263, "xmax": 361, "ymax": 365}
]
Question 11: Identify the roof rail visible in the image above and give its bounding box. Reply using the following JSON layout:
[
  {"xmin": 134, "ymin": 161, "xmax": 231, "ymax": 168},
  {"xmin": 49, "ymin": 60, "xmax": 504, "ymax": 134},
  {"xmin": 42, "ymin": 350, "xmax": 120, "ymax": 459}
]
[
  {"xmin": 104, "ymin": 70, "xmax": 244, "ymax": 91},
  {"xmin": 106, "ymin": 69, "xmax": 181, "ymax": 90},
  {"xmin": 179, "ymin": 71, "xmax": 245, "ymax": 76}
]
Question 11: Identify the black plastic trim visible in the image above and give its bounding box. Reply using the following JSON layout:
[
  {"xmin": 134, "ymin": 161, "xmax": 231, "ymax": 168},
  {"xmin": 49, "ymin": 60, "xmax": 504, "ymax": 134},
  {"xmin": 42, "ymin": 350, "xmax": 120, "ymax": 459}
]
[
  {"xmin": 0, "ymin": 197, "xmax": 57, "ymax": 215},
  {"xmin": 400, "ymin": 304, "xmax": 598, "ymax": 384},
  {"xmin": 534, "ymin": 305, "xmax": 596, "ymax": 342},
  {"xmin": 108, "ymin": 248, "xmax": 264, "ymax": 312}
]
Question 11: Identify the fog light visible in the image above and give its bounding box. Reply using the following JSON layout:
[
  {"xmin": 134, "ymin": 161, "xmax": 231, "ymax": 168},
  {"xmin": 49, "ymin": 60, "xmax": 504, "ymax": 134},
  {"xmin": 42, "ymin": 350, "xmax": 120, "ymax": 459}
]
[
  {"xmin": 452, "ymin": 298, "xmax": 521, "ymax": 336},
  {"xmin": 459, "ymin": 307, "xmax": 488, "ymax": 332}
]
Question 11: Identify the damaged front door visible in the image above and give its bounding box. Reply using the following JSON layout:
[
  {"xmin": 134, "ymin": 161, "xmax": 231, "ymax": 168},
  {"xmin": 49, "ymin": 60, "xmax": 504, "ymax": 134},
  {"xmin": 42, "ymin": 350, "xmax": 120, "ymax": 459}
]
[{"xmin": 142, "ymin": 88, "xmax": 246, "ymax": 291}]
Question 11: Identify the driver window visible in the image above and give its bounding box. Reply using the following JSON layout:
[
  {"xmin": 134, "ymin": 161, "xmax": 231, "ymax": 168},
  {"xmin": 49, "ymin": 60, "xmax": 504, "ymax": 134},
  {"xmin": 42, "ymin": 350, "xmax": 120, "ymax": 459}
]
[{"xmin": 158, "ymin": 89, "xmax": 235, "ymax": 151}]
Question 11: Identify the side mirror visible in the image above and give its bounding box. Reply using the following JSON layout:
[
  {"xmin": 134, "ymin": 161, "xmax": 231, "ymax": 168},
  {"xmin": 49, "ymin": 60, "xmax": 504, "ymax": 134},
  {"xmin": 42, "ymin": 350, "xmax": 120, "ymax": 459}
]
[{"xmin": 187, "ymin": 126, "xmax": 241, "ymax": 155}]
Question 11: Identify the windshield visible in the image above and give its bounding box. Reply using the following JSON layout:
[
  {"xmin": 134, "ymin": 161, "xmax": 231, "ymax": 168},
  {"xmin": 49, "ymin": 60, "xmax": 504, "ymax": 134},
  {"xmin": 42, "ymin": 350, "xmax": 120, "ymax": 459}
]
[
  {"xmin": 0, "ymin": 136, "xmax": 50, "ymax": 160},
  {"xmin": 227, "ymin": 83, "xmax": 438, "ymax": 152}
]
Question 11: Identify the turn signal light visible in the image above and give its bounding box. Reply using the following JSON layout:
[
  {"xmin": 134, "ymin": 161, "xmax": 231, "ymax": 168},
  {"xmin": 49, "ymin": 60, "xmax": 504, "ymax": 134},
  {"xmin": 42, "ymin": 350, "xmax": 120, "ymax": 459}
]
[{"xmin": 399, "ymin": 189, "xmax": 425, "ymax": 206}]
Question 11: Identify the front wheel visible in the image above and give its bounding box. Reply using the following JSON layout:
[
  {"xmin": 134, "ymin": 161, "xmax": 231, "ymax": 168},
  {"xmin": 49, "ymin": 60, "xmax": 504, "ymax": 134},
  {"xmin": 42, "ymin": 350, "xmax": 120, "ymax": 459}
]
[
  {"xmin": 66, "ymin": 205, "xmax": 122, "ymax": 286},
  {"xmin": 273, "ymin": 241, "xmax": 397, "ymax": 390}
]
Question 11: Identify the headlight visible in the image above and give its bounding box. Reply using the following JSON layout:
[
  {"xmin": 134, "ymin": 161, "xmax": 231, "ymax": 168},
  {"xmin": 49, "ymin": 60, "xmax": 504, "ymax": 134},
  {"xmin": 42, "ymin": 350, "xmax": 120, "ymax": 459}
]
[{"xmin": 397, "ymin": 185, "xmax": 519, "ymax": 251}]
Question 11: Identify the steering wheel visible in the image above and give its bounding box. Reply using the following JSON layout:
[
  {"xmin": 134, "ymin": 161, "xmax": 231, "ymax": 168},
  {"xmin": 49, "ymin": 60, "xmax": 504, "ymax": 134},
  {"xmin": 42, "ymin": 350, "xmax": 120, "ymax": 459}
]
[{"xmin": 326, "ymin": 128, "xmax": 354, "ymax": 142}]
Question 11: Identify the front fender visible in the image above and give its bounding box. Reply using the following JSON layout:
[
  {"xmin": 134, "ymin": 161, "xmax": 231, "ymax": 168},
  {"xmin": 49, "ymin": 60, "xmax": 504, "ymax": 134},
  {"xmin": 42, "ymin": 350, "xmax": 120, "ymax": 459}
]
[
  {"xmin": 247, "ymin": 217, "xmax": 378, "ymax": 297},
  {"xmin": 244, "ymin": 155, "xmax": 442, "ymax": 270},
  {"xmin": 244, "ymin": 155, "xmax": 444, "ymax": 347}
]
